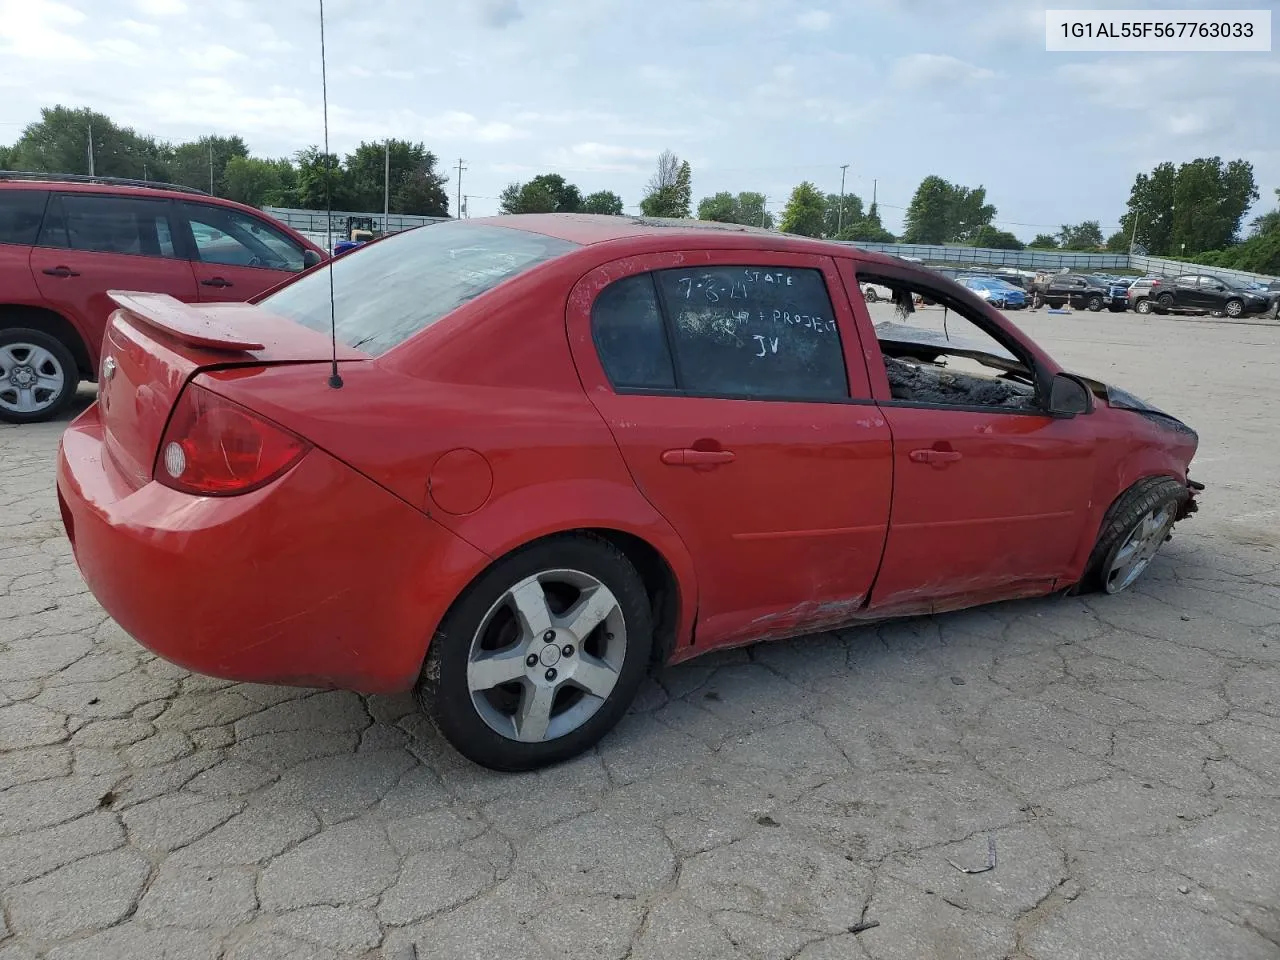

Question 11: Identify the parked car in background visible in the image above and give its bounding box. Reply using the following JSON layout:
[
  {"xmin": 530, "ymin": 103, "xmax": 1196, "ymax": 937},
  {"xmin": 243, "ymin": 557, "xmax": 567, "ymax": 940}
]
[
  {"xmin": 1086, "ymin": 275, "xmax": 1133, "ymax": 312},
  {"xmin": 0, "ymin": 172, "xmax": 327, "ymax": 423},
  {"xmin": 1031, "ymin": 273, "xmax": 1111, "ymax": 311},
  {"xmin": 1127, "ymin": 274, "xmax": 1273, "ymax": 318},
  {"xmin": 957, "ymin": 276, "xmax": 1027, "ymax": 309},
  {"xmin": 58, "ymin": 214, "xmax": 1203, "ymax": 770},
  {"xmin": 861, "ymin": 281, "xmax": 893, "ymax": 302}
]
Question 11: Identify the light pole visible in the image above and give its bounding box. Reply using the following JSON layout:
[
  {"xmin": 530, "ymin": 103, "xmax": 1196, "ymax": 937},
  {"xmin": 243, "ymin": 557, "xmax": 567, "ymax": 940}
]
[{"xmin": 837, "ymin": 164, "xmax": 849, "ymax": 236}]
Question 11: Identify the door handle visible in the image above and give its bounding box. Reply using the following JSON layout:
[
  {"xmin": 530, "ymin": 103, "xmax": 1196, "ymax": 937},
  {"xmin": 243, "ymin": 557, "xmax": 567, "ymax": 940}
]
[
  {"xmin": 41, "ymin": 266, "xmax": 80, "ymax": 277},
  {"xmin": 909, "ymin": 448, "xmax": 962, "ymax": 464},
  {"xmin": 201, "ymin": 277, "xmax": 233, "ymax": 287},
  {"xmin": 661, "ymin": 448, "xmax": 736, "ymax": 466}
]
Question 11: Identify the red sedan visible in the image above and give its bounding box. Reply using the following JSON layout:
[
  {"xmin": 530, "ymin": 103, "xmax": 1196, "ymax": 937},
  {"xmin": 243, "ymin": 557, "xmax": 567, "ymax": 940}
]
[{"xmin": 56, "ymin": 215, "xmax": 1203, "ymax": 770}]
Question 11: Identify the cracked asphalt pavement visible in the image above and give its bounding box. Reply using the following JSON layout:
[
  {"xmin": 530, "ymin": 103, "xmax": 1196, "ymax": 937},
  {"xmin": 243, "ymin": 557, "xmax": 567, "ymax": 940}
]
[{"xmin": 1, "ymin": 307, "xmax": 1278, "ymax": 960}]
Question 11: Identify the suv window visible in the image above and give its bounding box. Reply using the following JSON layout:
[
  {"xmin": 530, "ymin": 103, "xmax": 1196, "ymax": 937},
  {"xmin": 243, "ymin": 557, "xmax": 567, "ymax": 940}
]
[
  {"xmin": 38, "ymin": 194, "xmax": 178, "ymax": 257},
  {"xmin": 0, "ymin": 190, "xmax": 49, "ymax": 246},
  {"xmin": 261, "ymin": 221, "xmax": 577, "ymax": 356},
  {"xmin": 182, "ymin": 202, "xmax": 305, "ymax": 272}
]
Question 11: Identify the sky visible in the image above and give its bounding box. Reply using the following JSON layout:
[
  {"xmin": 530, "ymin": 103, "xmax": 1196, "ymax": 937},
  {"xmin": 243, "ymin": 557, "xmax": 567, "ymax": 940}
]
[{"xmin": 1, "ymin": 0, "xmax": 1277, "ymax": 239}]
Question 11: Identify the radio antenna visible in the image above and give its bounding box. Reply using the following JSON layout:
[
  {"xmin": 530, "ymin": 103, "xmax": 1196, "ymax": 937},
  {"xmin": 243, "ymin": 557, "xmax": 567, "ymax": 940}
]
[{"xmin": 319, "ymin": 0, "xmax": 342, "ymax": 389}]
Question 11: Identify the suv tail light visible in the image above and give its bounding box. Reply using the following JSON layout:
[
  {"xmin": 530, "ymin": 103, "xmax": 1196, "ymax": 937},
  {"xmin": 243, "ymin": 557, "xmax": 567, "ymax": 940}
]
[{"xmin": 155, "ymin": 383, "xmax": 309, "ymax": 496}]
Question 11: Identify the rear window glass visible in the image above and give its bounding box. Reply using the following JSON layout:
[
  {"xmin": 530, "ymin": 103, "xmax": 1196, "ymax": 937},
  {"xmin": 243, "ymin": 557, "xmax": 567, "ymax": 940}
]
[
  {"xmin": 259, "ymin": 221, "xmax": 578, "ymax": 356},
  {"xmin": 0, "ymin": 189, "xmax": 49, "ymax": 246}
]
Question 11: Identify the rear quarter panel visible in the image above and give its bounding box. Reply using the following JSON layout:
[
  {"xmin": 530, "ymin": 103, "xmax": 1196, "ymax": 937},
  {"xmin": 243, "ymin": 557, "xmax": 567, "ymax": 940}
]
[{"xmin": 206, "ymin": 255, "xmax": 700, "ymax": 652}]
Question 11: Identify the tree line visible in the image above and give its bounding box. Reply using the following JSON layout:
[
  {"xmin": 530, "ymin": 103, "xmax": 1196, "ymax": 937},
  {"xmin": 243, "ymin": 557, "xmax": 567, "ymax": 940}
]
[
  {"xmin": 5, "ymin": 105, "xmax": 1276, "ymax": 273},
  {"xmin": 0, "ymin": 106, "xmax": 452, "ymax": 216}
]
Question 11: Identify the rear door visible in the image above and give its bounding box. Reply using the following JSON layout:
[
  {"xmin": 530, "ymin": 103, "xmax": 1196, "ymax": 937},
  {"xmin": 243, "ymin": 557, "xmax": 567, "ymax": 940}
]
[
  {"xmin": 567, "ymin": 250, "xmax": 893, "ymax": 650},
  {"xmin": 178, "ymin": 201, "xmax": 308, "ymax": 301},
  {"xmin": 30, "ymin": 193, "xmax": 198, "ymax": 368}
]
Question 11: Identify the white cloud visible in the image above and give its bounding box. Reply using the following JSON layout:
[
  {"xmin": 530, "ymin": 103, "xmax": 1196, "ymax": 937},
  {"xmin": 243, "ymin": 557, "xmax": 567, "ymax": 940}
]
[
  {"xmin": 798, "ymin": 9, "xmax": 832, "ymax": 31},
  {"xmin": 425, "ymin": 111, "xmax": 528, "ymax": 143},
  {"xmin": 0, "ymin": 0, "xmax": 94, "ymax": 61},
  {"xmin": 545, "ymin": 142, "xmax": 657, "ymax": 173},
  {"xmin": 889, "ymin": 53, "xmax": 998, "ymax": 89},
  {"xmin": 133, "ymin": 0, "xmax": 186, "ymax": 14},
  {"xmin": 184, "ymin": 43, "xmax": 245, "ymax": 72}
]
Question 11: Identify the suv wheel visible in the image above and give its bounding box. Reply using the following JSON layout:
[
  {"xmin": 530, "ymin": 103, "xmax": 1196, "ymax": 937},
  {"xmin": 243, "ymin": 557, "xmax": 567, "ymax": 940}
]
[
  {"xmin": 1087, "ymin": 295, "xmax": 1103, "ymax": 312},
  {"xmin": 1156, "ymin": 292, "xmax": 1175, "ymax": 309},
  {"xmin": 1134, "ymin": 299, "xmax": 1152, "ymax": 314},
  {"xmin": 0, "ymin": 329, "xmax": 78, "ymax": 424},
  {"xmin": 1224, "ymin": 298, "xmax": 1243, "ymax": 318}
]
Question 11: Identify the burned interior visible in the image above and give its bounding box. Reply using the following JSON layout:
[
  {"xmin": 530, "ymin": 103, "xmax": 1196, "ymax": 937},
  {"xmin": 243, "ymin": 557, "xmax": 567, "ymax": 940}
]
[{"xmin": 862, "ymin": 277, "xmax": 1040, "ymax": 410}]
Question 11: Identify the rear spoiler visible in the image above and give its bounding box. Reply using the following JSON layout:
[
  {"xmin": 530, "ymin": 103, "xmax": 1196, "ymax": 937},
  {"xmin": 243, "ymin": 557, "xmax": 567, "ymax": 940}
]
[{"xmin": 107, "ymin": 291, "xmax": 266, "ymax": 352}]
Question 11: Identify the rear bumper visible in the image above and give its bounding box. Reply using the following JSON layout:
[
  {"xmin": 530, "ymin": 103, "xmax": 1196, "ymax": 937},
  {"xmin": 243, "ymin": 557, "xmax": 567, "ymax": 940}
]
[{"xmin": 56, "ymin": 405, "xmax": 489, "ymax": 694}]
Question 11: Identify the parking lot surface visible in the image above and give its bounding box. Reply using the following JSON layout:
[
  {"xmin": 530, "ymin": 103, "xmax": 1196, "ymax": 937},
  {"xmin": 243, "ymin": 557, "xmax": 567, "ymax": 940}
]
[{"xmin": 1, "ymin": 307, "xmax": 1278, "ymax": 960}]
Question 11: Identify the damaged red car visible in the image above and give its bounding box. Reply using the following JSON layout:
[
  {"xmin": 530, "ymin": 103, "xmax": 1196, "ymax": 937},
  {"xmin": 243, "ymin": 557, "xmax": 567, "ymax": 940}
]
[{"xmin": 56, "ymin": 215, "xmax": 1203, "ymax": 770}]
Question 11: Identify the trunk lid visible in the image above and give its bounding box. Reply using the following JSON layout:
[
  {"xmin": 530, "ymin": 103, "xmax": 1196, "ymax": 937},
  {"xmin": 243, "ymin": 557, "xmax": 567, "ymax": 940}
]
[{"xmin": 99, "ymin": 291, "xmax": 368, "ymax": 489}]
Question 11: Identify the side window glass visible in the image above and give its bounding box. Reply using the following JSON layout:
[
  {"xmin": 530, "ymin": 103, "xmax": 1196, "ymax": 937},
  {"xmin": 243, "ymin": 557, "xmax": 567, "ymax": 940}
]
[
  {"xmin": 858, "ymin": 273, "xmax": 1039, "ymax": 412},
  {"xmin": 654, "ymin": 266, "xmax": 848, "ymax": 401},
  {"xmin": 57, "ymin": 195, "xmax": 178, "ymax": 257},
  {"xmin": 591, "ymin": 274, "xmax": 676, "ymax": 390},
  {"xmin": 181, "ymin": 202, "xmax": 305, "ymax": 272},
  {"xmin": 0, "ymin": 190, "xmax": 49, "ymax": 246}
]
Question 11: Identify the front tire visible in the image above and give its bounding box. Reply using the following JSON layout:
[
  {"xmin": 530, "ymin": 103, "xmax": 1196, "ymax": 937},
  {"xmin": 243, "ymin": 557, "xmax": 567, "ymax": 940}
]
[
  {"xmin": 1087, "ymin": 296, "xmax": 1103, "ymax": 312},
  {"xmin": 1156, "ymin": 292, "xmax": 1175, "ymax": 309},
  {"xmin": 1224, "ymin": 298, "xmax": 1243, "ymax": 318},
  {"xmin": 0, "ymin": 328, "xmax": 78, "ymax": 424},
  {"xmin": 416, "ymin": 533, "xmax": 653, "ymax": 771},
  {"xmin": 1078, "ymin": 477, "xmax": 1189, "ymax": 595},
  {"xmin": 863, "ymin": 287, "xmax": 879, "ymax": 303}
]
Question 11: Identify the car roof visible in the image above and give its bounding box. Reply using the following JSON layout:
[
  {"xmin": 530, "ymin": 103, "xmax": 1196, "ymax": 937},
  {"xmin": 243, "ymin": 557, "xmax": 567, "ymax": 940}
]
[
  {"xmin": 465, "ymin": 213, "xmax": 904, "ymax": 266},
  {"xmin": 0, "ymin": 178, "xmax": 204, "ymax": 201}
]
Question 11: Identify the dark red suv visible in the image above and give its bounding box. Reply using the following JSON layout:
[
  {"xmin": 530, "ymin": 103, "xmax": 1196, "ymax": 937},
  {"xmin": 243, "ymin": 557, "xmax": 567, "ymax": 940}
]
[{"xmin": 0, "ymin": 173, "xmax": 326, "ymax": 423}]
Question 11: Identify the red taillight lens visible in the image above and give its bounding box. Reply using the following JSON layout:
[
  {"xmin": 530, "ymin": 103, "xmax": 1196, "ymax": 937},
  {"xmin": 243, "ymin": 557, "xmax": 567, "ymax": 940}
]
[{"xmin": 155, "ymin": 383, "xmax": 309, "ymax": 496}]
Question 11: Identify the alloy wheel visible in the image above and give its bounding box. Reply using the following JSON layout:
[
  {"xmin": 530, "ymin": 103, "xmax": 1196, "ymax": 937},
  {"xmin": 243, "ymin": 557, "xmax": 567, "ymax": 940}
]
[
  {"xmin": 1104, "ymin": 503, "xmax": 1176, "ymax": 594},
  {"xmin": 466, "ymin": 568, "xmax": 628, "ymax": 742},
  {"xmin": 0, "ymin": 342, "xmax": 66, "ymax": 416}
]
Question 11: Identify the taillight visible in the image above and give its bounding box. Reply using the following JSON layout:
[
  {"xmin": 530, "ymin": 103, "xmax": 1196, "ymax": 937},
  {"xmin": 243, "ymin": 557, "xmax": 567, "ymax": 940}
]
[{"xmin": 155, "ymin": 383, "xmax": 309, "ymax": 496}]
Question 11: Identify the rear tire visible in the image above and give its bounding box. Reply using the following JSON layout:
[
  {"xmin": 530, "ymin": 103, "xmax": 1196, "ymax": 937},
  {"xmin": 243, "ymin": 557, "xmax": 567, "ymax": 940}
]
[
  {"xmin": 1077, "ymin": 477, "xmax": 1189, "ymax": 595},
  {"xmin": 0, "ymin": 328, "xmax": 78, "ymax": 425},
  {"xmin": 1135, "ymin": 298, "xmax": 1152, "ymax": 314},
  {"xmin": 416, "ymin": 533, "xmax": 653, "ymax": 771}
]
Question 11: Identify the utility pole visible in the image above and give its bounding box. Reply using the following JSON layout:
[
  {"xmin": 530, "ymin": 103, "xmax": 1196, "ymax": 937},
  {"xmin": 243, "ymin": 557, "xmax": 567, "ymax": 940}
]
[
  {"xmin": 837, "ymin": 164, "xmax": 849, "ymax": 236},
  {"xmin": 383, "ymin": 139, "xmax": 390, "ymax": 231},
  {"xmin": 760, "ymin": 198, "xmax": 768, "ymax": 229},
  {"xmin": 455, "ymin": 158, "xmax": 466, "ymax": 220},
  {"xmin": 87, "ymin": 117, "xmax": 94, "ymax": 176},
  {"xmin": 872, "ymin": 178, "xmax": 878, "ymax": 207},
  {"xmin": 462, "ymin": 195, "xmax": 470, "ymax": 219},
  {"xmin": 1128, "ymin": 213, "xmax": 1140, "ymax": 254}
]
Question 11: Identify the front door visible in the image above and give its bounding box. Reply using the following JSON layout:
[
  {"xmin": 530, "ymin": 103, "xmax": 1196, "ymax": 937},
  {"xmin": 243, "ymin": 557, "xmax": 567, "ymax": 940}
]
[
  {"xmin": 844, "ymin": 262, "xmax": 1098, "ymax": 614},
  {"xmin": 30, "ymin": 193, "xmax": 198, "ymax": 369},
  {"xmin": 567, "ymin": 251, "xmax": 894, "ymax": 650},
  {"xmin": 178, "ymin": 201, "xmax": 307, "ymax": 302}
]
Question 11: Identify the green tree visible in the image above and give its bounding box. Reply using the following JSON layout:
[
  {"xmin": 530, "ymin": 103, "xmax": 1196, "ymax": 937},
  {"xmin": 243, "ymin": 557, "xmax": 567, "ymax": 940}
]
[
  {"xmin": 697, "ymin": 191, "xmax": 737, "ymax": 222},
  {"xmin": 8, "ymin": 105, "xmax": 171, "ymax": 181},
  {"xmin": 639, "ymin": 150, "xmax": 691, "ymax": 218},
  {"xmin": 972, "ymin": 225, "xmax": 1024, "ymax": 250},
  {"xmin": 293, "ymin": 146, "xmax": 354, "ymax": 210},
  {"xmin": 0, "ymin": 144, "xmax": 12, "ymax": 169},
  {"xmin": 1058, "ymin": 221, "xmax": 1104, "ymax": 250},
  {"xmin": 581, "ymin": 190, "xmax": 624, "ymax": 215},
  {"xmin": 167, "ymin": 135, "xmax": 249, "ymax": 195},
  {"xmin": 1167, "ymin": 157, "xmax": 1257, "ymax": 255},
  {"xmin": 1029, "ymin": 233, "xmax": 1059, "ymax": 249},
  {"xmin": 393, "ymin": 168, "xmax": 450, "ymax": 217},
  {"xmin": 1104, "ymin": 230, "xmax": 1129, "ymax": 253},
  {"xmin": 823, "ymin": 192, "xmax": 864, "ymax": 238},
  {"xmin": 902, "ymin": 175, "xmax": 994, "ymax": 244},
  {"xmin": 696, "ymin": 190, "xmax": 771, "ymax": 228},
  {"xmin": 839, "ymin": 202, "xmax": 895, "ymax": 242},
  {"xmin": 500, "ymin": 173, "xmax": 582, "ymax": 215},
  {"xmin": 343, "ymin": 140, "xmax": 447, "ymax": 215},
  {"xmin": 222, "ymin": 156, "xmax": 297, "ymax": 207},
  {"xmin": 779, "ymin": 181, "xmax": 825, "ymax": 237}
]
